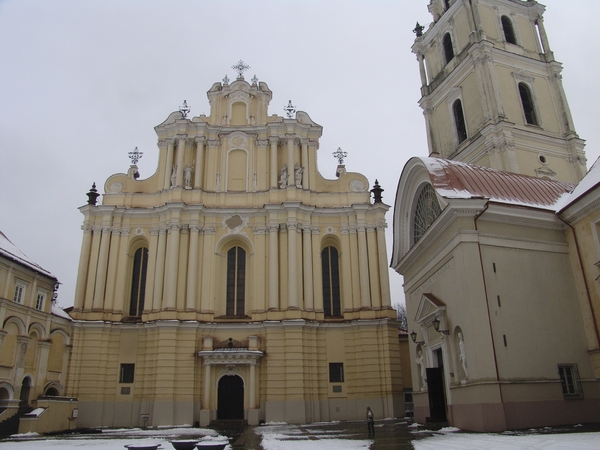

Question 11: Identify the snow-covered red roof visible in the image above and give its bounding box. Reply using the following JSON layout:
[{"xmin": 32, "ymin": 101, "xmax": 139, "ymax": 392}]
[
  {"xmin": 0, "ymin": 230, "xmax": 57, "ymax": 279},
  {"xmin": 51, "ymin": 305, "xmax": 72, "ymax": 320},
  {"xmin": 558, "ymin": 156, "xmax": 600, "ymax": 212},
  {"xmin": 422, "ymin": 157, "xmax": 575, "ymax": 210}
]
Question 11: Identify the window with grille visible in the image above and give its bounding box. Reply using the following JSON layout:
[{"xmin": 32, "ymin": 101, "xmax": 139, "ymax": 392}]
[
  {"xmin": 329, "ymin": 363, "xmax": 344, "ymax": 383},
  {"xmin": 321, "ymin": 246, "xmax": 341, "ymax": 318},
  {"xmin": 120, "ymin": 363, "xmax": 135, "ymax": 383},
  {"xmin": 226, "ymin": 246, "xmax": 246, "ymax": 316},
  {"xmin": 558, "ymin": 364, "xmax": 583, "ymax": 399},
  {"xmin": 129, "ymin": 247, "xmax": 148, "ymax": 317},
  {"xmin": 413, "ymin": 184, "xmax": 443, "ymax": 244}
]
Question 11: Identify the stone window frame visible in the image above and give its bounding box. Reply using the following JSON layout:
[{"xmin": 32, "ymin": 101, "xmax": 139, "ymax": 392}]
[
  {"xmin": 513, "ymin": 71, "xmax": 542, "ymax": 128},
  {"xmin": 13, "ymin": 280, "xmax": 26, "ymax": 304},
  {"xmin": 446, "ymin": 87, "xmax": 469, "ymax": 146},
  {"xmin": 35, "ymin": 290, "xmax": 47, "ymax": 311}
]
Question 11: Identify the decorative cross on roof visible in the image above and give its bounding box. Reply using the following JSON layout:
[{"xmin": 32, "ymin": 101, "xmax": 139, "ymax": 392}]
[
  {"xmin": 284, "ymin": 100, "xmax": 296, "ymax": 118},
  {"xmin": 128, "ymin": 147, "xmax": 143, "ymax": 165},
  {"xmin": 179, "ymin": 100, "xmax": 190, "ymax": 118},
  {"xmin": 232, "ymin": 60, "xmax": 250, "ymax": 79},
  {"xmin": 332, "ymin": 147, "xmax": 347, "ymax": 165},
  {"xmin": 223, "ymin": 74, "xmax": 230, "ymax": 85}
]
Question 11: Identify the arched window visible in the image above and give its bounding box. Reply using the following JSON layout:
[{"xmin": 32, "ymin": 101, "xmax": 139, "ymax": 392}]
[
  {"xmin": 501, "ymin": 16, "xmax": 517, "ymax": 45},
  {"xmin": 321, "ymin": 246, "xmax": 341, "ymax": 318},
  {"xmin": 129, "ymin": 247, "xmax": 148, "ymax": 317},
  {"xmin": 518, "ymin": 83, "xmax": 538, "ymax": 125},
  {"xmin": 413, "ymin": 184, "xmax": 442, "ymax": 244},
  {"xmin": 226, "ymin": 246, "xmax": 246, "ymax": 316},
  {"xmin": 453, "ymin": 99, "xmax": 468, "ymax": 143},
  {"xmin": 443, "ymin": 33, "xmax": 454, "ymax": 64}
]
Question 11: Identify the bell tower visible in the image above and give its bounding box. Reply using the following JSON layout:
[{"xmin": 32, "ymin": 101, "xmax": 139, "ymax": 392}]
[{"xmin": 412, "ymin": 0, "xmax": 587, "ymax": 183}]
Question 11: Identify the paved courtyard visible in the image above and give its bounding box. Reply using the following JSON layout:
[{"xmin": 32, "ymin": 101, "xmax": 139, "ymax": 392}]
[{"xmin": 3, "ymin": 420, "xmax": 600, "ymax": 449}]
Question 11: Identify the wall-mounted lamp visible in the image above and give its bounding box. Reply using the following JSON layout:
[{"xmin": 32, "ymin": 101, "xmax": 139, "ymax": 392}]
[
  {"xmin": 410, "ymin": 330, "xmax": 425, "ymax": 345},
  {"xmin": 432, "ymin": 317, "xmax": 450, "ymax": 335}
]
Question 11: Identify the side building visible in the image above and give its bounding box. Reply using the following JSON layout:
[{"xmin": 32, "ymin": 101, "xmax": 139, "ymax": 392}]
[
  {"xmin": 392, "ymin": 0, "xmax": 600, "ymax": 432},
  {"xmin": 0, "ymin": 231, "xmax": 74, "ymax": 433},
  {"xmin": 67, "ymin": 71, "xmax": 403, "ymax": 427}
]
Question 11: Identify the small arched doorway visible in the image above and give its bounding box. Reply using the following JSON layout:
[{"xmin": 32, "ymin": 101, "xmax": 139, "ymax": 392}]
[
  {"xmin": 217, "ymin": 375, "xmax": 244, "ymax": 420},
  {"xmin": 19, "ymin": 377, "xmax": 32, "ymax": 406}
]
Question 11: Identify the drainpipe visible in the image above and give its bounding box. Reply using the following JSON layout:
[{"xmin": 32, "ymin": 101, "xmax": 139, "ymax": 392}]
[
  {"xmin": 473, "ymin": 202, "xmax": 504, "ymax": 404},
  {"xmin": 558, "ymin": 215, "xmax": 600, "ymax": 349}
]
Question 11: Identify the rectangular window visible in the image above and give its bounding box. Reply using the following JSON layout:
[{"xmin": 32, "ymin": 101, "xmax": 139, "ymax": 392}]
[
  {"xmin": 119, "ymin": 363, "xmax": 135, "ymax": 383},
  {"xmin": 329, "ymin": 363, "xmax": 344, "ymax": 383},
  {"xmin": 558, "ymin": 364, "xmax": 583, "ymax": 399},
  {"xmin": 13, "ymin": 284, "xmax": 25, "ymax": 304},
  {"xmin": 36, "ymin": 292, "xmax": 46, "ymax": 310}
]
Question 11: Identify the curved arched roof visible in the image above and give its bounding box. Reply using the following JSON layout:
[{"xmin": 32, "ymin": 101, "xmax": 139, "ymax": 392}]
[{"xmin": 421, "ymin": 157, "xmax": 574, "ymax": 210}]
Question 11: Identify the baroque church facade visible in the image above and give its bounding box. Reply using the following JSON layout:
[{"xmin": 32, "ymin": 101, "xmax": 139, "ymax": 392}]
[
  {"xmin": 392, "ymin": 0, "xmax": 600, "ymax": 432},
  {"xmin": 66, "ymin": 69, "xmax": 403, "ymax": 427}
]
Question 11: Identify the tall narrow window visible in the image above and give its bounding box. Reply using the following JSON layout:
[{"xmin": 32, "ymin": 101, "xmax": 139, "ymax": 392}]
[
  {"xmin": 13, "ymin": 283, "xmax": 25, "ymax": 304},
  {"xmin": 519, "ymin": 83, "xmax": 538, "ymax": 125},
  {"xmin": 501, "ymin": 16, "xmax": 517, "ymax": 45},
  {"xmin": 453, "ymin": 99, "xmax": 468, "ymax": 143},
  {"xmin": 443, "ymin": 33, "xmax": 454, "ymax": 64},
  {"xmin": 321, "ymin": 246, "xmax": 341, "ymax": 318},
  {"xmin": 226, "ymin": 246, "xmax": 246, "ymax": 316},
  {"xmin": 129, "ymin": 247, "xmax": 148, "ymax": 317},
  {"xmin": 444, "ymin": 0, "xmax": 451, "ymax": 11},
  {"xmin": 35, "ymin": 292, "xmax": 46, "ymax": 311},
  {"xmin": 329, "ymin": 363, "xmax": 344, "ymax": 382}
]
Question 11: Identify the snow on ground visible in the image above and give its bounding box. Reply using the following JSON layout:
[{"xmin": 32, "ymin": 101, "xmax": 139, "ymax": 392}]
[
  {"xmin": 2, "ymin": 427, "xmax": 230, "ymax": 450},
  {"xmin": 413, "ymin": 431, "xmax": 600, "ymax": 450},
  {"xmin": 255, "ymin": 423, "xmax": 371, "ymax": 450},
  {"xmin": 3, "ymin": 423, "xmax": 600, "ymax": 449}
]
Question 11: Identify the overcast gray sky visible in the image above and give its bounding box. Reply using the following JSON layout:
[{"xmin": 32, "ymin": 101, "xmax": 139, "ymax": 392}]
[{"xmin": 1, "ymin": 0, "xmax": 599, "ymax": 308}]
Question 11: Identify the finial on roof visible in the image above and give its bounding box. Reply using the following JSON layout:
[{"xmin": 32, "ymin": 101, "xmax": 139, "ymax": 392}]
[
  {"xmin": 179, "ymin": 100, "xmax": 190, "ymax": 118},
  {"xmin": 232, "ymin": 60, "xmax": 250, "ymax": 80},
  {"xmin": 86, "ymin": 183, "xmax": 100, "ymax": 206},
  {"xmin": 371, "ymin": 179, "xmax": 384, "ymax": 204},
  {"xmin": 223, "ymin": 74, "xmax": 230, "ymax": 85},
  {"xmin": 413, "ymin": 22, "xmax": 425, "ymax": 37},
  {"xmin": 284, "ymin": 100, "xmax": 296, "ymax": 118},
  {"xmin": 251, "ymin": 75, "xmax": 258, "ymax": 85},
  {"xmin": 128, "ymin": 146, "xmax": 143, "ymax": 165},
  {"xmin": 332, "ymin": 147, "xmax": 347, "ymax": 165}
]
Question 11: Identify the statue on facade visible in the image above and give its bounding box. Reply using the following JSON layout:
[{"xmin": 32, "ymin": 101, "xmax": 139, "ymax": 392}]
[
  {"xmin": 294, "ymin": 162, "xmax": 304, "ymax": 188},
  {"xmin": 416, "ymin": 349, "xmax": 427, "ymax": 391},
  {"xmin": 279, "ymin": 163, "xmax": 289, "ymax": 188},
  {"xmin": 458, "ymin": 332, "xmax": 468, "ymax": 382},
  {"xmin": 170, "ymin": 165, "xmax": 177, "ymax": 187},
  {"xmin": 184, "ymin": 164, "xmax": 193, "ymax": 189}
]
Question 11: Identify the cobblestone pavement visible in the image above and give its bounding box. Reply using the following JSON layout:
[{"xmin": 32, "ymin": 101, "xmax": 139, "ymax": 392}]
[{"xmin": 216, "ymin": 419, "xmax": 438, "ymax": 449}]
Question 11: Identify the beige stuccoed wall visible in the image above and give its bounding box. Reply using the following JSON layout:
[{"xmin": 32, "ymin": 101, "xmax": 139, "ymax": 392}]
[{"xmin": 67, "ymin": 76, "xmax": 403, "ymax": 427}]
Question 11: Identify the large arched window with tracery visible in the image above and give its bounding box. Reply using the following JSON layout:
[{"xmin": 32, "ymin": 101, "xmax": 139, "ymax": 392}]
[
  {"xmin": 321, "ymin": 246, "xmax": 341, "ymax": 318},
  {"xmin": 226, "ymin": 246, "xmax": 246, "ymax": 316},
  {"xmin": 129, "ymin": 247, "xmax": 148, "ymax": 317},
  {"xmin": 413, "ymin": 184, "xmax": 442, "ymax": 244}
]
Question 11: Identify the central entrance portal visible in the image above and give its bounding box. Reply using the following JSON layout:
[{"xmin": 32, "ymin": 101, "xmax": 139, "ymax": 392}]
[{"xmin": 217, "ymin": 375, "xmax": 244, "ymax": 420}]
